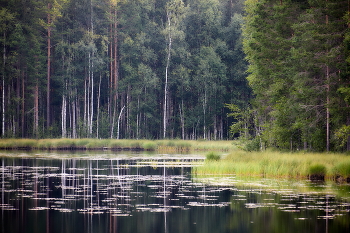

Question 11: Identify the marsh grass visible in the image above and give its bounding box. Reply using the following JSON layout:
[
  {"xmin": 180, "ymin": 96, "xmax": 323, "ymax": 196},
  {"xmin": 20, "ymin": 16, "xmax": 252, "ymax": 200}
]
[
  {"xmin": 332, "ymin": 162, "xmax": 350, "ymax": 182},
  {"xmin": 206, "ymin": 152, "xmax": 221, "ymax": 161},
  {"xmin": 194, "ymin": 150, "xmax": 350, "ymax": 181},
  {"xmin": 0, "ymin": 139, "xmax": 235, "ymax": 152}
]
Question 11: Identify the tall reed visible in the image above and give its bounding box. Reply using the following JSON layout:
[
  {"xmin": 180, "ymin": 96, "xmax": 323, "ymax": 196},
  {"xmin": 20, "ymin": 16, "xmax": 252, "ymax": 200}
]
[
  {"xmin": 0, "ymin": 138, "xmax": 236, "ymax": 152},
  {"xmin": 194, "ymin": 150, "xmax": 350, "ymax": 181}
]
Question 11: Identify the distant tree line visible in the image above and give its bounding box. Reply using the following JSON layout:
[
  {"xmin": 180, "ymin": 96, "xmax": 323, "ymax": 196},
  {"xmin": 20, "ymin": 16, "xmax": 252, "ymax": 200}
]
[
  {"xmin": 0, "ymin": 0, "xmax": 250, "ymax": 139},
  {"xmin": 242, "ymin": 0, "xmax": 350, "ymax": 151}
]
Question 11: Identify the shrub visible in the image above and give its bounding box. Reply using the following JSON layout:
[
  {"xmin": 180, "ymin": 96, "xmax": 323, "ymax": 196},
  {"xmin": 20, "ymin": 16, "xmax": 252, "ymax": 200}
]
[
  {"xmin": 308, "ymin": 164, "xmax": 326, "ymax": 181},
  {"xmin": 332, "ymin": 162, "xmax": 350, "ymax": 182},
  {"xmin": 142, "ymin": 142, "xmax": 157, "ymax": 151},
  {"xmin": 242, "ymin": 137, "xmax": 261, "ymax": 152},
  {"xmin": 206, "ymin": 152, "xmax": 221, "ymax": 161}
]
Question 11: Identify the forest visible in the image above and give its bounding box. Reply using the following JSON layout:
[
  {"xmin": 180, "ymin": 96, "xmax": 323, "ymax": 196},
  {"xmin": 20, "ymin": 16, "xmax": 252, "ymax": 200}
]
[
  {"xmin": 0, "ymin": 0, "xmax": 350, "ymax": 152},
  {"xmin": 0, "ymin": 0, "xmax": 249, "ymax": 140},
  {"xmin": 242, "ymin": 0, "xmax": 350, "ymax": 151}
]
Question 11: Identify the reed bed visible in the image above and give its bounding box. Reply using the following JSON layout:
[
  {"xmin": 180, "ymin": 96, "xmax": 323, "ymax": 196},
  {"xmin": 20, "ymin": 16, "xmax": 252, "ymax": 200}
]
[
  {"xmin": 0, "ymin": 138, "xmax": 236, "ymax": 152},
  {"xmin": 194, "ymin": 150, "xmax": 350, "ymax": 181}
]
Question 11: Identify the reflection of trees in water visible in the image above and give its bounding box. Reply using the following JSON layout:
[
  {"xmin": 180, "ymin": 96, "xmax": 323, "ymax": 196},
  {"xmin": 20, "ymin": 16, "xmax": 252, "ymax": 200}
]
[{"xmin": 0, "ymin": 157, "xmax": 350, "ymax": 233}]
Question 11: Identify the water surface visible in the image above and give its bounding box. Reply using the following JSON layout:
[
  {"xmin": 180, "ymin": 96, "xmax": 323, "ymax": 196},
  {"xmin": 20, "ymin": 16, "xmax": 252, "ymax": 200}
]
[{"xmin": 1, "ymin": 151, "xmax": 350, "ymax": 233}]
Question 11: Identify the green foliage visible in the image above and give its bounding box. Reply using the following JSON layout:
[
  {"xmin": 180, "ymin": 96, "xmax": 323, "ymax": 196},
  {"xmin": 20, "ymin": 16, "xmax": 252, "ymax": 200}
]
[
  {"xmin": 308, "ymin": 164, "xmax": 327, "ymax": 177},
  {"xmin": 335, "ymin": 125, "xmax": 350, "ymax": 149},
  {"xmin": 332, "ymin": 162, "xmax": 350, "ymax": 179},
  {"xmin": 242, "ymin": 0, "xmax": 349, "ymax": 151},
  {"xmin": 206, "ymin": 152, "xmax": 221, "ymax": 161},
  {"xmin": 241, "ymin": 137, "xmax": 261, "ymax": 152},
  {"xmin": 142, "ymin": 142, "xmax": 157, "ymax": 151},
  {"xmin": 0, "ymin": 0, "xmax": 250, "ymax": 140},
  {"xmin": 225, "ymin": 104, "xmax": 253, "ymax": 139}
]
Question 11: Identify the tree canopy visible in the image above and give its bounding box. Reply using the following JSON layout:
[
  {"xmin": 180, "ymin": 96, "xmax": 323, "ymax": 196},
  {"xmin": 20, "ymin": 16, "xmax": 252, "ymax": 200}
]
[
  {"xmin": 0, "ymin": 0, "xmax": 249, "ymax": 140},
  {"xmin": 242, "ymin": 0, "xmax": 350, "ymax": 151}
]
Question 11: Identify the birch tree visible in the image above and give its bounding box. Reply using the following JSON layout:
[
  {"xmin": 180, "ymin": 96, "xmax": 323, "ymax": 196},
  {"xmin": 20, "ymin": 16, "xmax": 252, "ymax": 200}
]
[{"xmin": 163, "ymin": 0, "xmax": 186, "ymax": 138}]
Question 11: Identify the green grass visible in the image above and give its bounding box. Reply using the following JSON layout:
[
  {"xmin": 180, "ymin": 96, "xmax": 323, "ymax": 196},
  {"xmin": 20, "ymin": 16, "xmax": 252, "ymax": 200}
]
[
  {"xmin": 206, "ymin": 152, "xmax": 221, "ymax": 161},
  {"xmin": 0, "ymin": 138, "xmax": 236, "ymax": 152},
  {"xmin": 194, "ymin": 149, "xmax": 350, "ymax": 181}
]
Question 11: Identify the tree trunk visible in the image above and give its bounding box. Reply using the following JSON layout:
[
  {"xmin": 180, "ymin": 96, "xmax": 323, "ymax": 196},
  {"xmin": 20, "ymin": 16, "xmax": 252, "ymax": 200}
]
[
  {"xmin": 84, "ymin": 73, "xmax": 87, "ymax": 135},
  {"xmin": 89, "ymin": 51, "xmax": 94, "ymax": 136},
  {"xmin": 47, "ymin": 3, "xmax": 51, "ymax": 129},
  {"xmin": 179, "ymin": 102, "xmax": 185, "ymax": 140},
  {"xmin": 96, "ymin": 73, "xmax": 101, "ymax": 138},
  {"xmin": 34, "ymin": 82, "xmax": 39, "ymax": 138},
  {"xmin": 117, "ymin": 106, "xmax": 125, "ymax": 140},
  {"xmin": 2, "ymin": 31, "xmax": 5, "ymax": 137},
  {"xmin": 21, "ymin": 71, "xmax": 24, "ymax": 137},
  {"xmin": 89, "ymin": 0, "xmax": 94, "ymax": 136},
  {"xmin": 110, "ymin": 5, "xmax": 119, "ymax": 138},
  {"xmin": 347, "ymin": 115, "xmax": 350, "ymax": 151},
  {"xmin": 326, "ymin": 2, "xmax": 330, "ymax": 152},
  {"xmin": 203, "ymin": 88, "xmax": 207, "ymax": 140},
  {"xmin": 61, "ymin": 94, "xmax": 66, "ymax": 138},
  {"xmin": 137, "ymin": 97, "xmax": 140, "ymax": 139},
  {"xmin": 163, "ymin": 6, "xmax": 175, "ymax": 139},
  {"xmin": 72, "ymin": 98, "xmax": 77, "ymax": 138}
]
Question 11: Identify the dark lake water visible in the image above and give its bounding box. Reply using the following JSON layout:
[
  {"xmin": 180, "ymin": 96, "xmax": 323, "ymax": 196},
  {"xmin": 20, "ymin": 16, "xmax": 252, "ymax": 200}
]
[{"xmin": 1, "ymin": 152, "xmax": 350, "ymax": 233}]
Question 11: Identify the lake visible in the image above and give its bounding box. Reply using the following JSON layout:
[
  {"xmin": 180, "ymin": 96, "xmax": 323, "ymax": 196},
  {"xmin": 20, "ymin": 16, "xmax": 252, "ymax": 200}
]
[{"xmin": 1, "ymin": 151, "xmax": 350, "ymax": 233}]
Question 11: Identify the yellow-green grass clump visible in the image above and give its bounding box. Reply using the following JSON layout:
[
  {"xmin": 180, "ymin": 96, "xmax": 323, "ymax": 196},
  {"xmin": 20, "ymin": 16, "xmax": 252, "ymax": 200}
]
[
  {"xmin": 206, "ymin": 152, "xmax": 221, "ymax": 161},
  {"xmin": 194, "ymin": 150, "xmax": 350, "ymax": 181},
  {"xmin": 0, "ymin": 139, "xmax": 37, "ymax": 149}
]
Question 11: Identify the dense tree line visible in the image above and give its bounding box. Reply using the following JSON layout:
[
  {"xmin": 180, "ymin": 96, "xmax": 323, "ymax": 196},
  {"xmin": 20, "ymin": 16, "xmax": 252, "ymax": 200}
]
[
  {"xmin": 242, "ymin": 0, "xmax": 350, "ymax": 151},
  {"xmin": 0, "ymin": 0, "xmax": 250, "ymax": 139}
]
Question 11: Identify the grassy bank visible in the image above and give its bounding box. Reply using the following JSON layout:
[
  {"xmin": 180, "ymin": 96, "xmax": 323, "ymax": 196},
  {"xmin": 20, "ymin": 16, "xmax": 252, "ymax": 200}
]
[
  {"xmin": 0, "ymin": 138, "xmax": 235, "ymax": 152},
  {"xmin": 195, "ymin": 150, "xmax": 350, "ymax": 181}
]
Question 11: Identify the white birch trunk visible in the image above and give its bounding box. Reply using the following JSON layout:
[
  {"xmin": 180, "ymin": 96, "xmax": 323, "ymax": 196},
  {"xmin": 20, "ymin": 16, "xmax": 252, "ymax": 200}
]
[
  {"xmin": 89, "ymin": 0, "xmax": 94, "ymax": 136},
  {"xmin": 61, "ymin": 94, "xmax": 66, "ymax": 138},
  {"xmin": 84, "ymin": 77, "xmax": 87, "ymax": 134},
  {"xmin": 96, "ymin": 74, "xmax": 101, "ymax": 138},
  {"xmin": 117, "ymin": 106, "xmax": 125, "ymax": 140},
  {"xmin": 163, "ymin": 11, "xmax": 172, "ymax": 139},
  {"xmin": 87, "ymin": 53, "xmax": 91, "ymax": 136},
  {"xmin": 72, "ymin": 99, "xmax": 77, "ymax": 138},
  {"xmin": 90, "ymin": 52, "xmax": 94, "ymax": 136}
]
